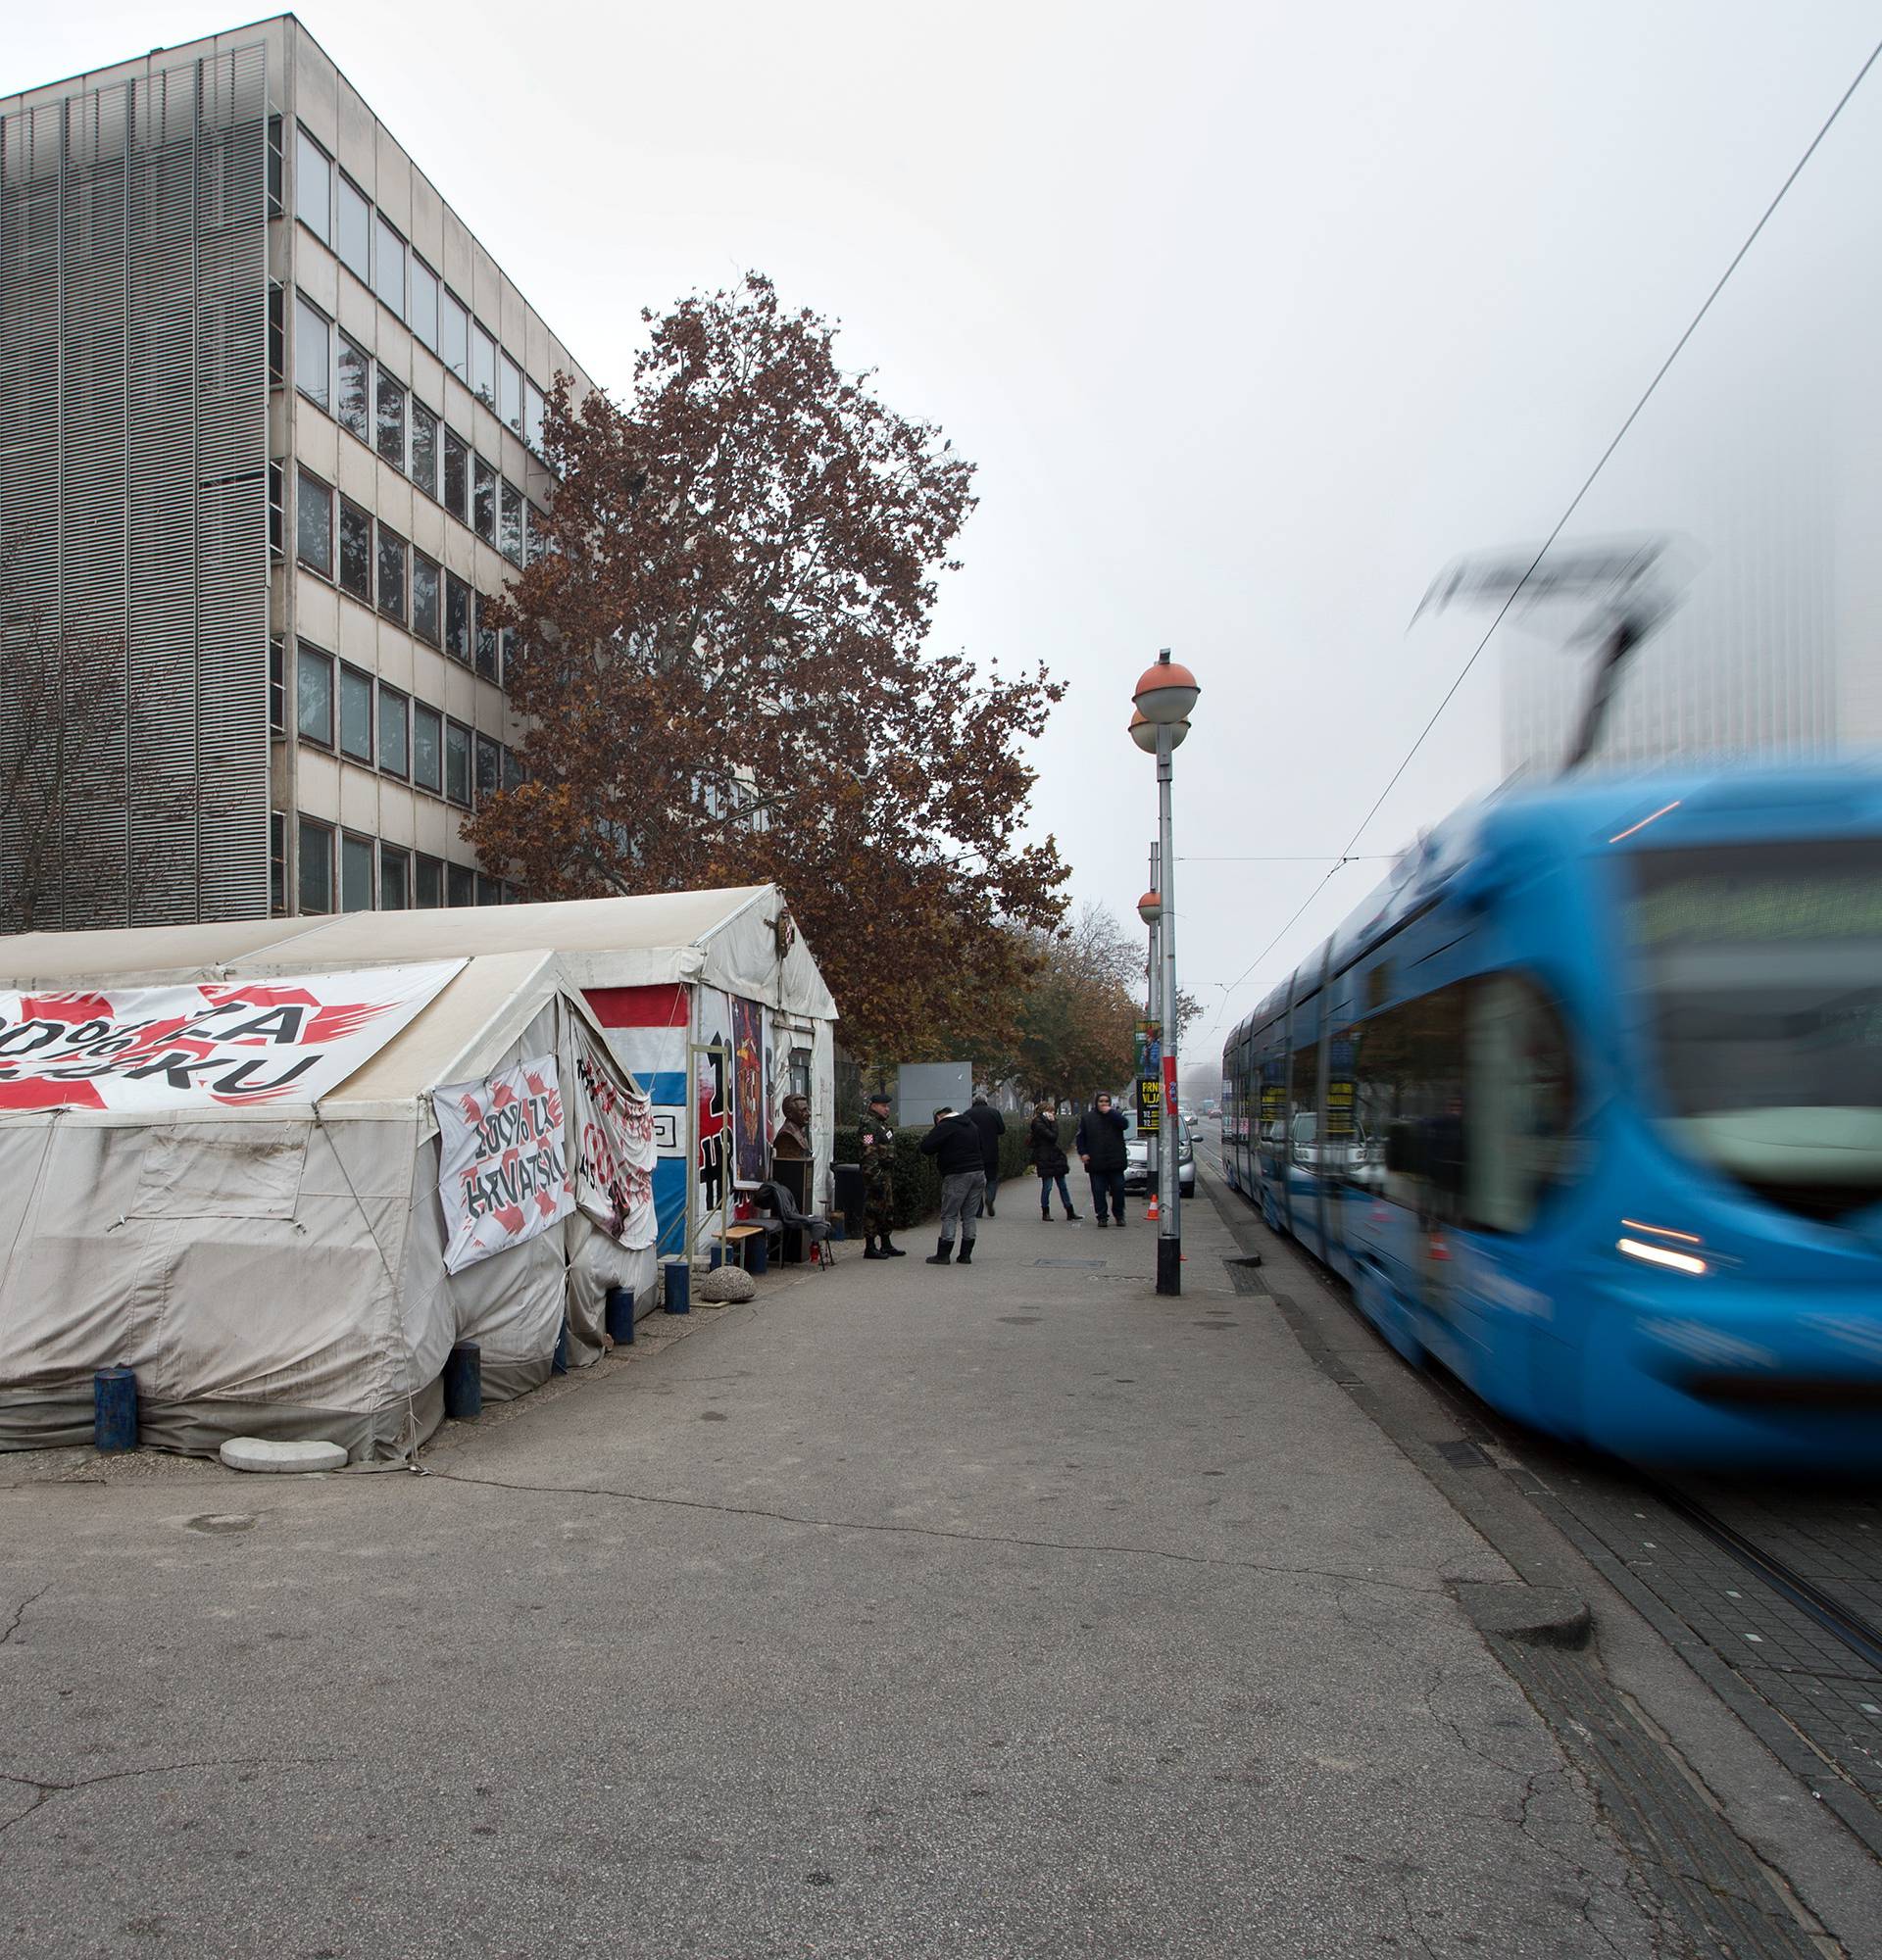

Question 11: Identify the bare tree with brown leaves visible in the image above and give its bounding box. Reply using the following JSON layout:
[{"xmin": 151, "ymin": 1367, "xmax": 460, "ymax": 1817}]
[{"xmin": 469, "ymin": 273, "xmax": 1069, "ymax": 1066}]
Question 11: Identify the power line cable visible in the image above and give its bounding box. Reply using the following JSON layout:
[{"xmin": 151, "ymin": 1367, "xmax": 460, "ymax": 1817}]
[
  {"xmin": 1201, "ymin": 33, "xmax": 1882, "ymax": 1046},
  {"xmin": 1339, "ymin": 31, "xmax": 1882, "ymax": 863}
]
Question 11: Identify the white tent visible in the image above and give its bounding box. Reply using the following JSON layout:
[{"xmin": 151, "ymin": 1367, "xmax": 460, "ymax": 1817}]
[
  {"xmin": 0, "ymin": 885, "xmax": 841, "ymax": 1265},
  {"xmin": 0, "ymin": 949, "xmax": 658, "ymax": 1460}
]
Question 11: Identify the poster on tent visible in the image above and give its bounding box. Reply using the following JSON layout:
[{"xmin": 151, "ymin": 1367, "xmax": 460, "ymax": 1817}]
[
  {"xmin": 693, "ymin": 987, "xmax": 732, "ymax": 1252},
  {"xmin": 0, "ymin": 961, "xmax": 466, "ymax": 1113},
  {"xmin": 731, "ymin": 996, "xmax": 768, "ymax": 1188},
  {"xmin": 570, "ymin": 1022, "xmax": 658, "ymax": 1250},
  {"xmin": 435, "ymin": 1054, "xmax": 575, "ymax": 1274}
]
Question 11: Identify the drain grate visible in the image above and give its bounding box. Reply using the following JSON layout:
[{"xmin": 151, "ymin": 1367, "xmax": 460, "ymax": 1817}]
[
  {"xmin": 1435, "ymin": 1438, "xmax": 1493, "ymax": 1469},
  {"xmin": 1031, "ymin": 1257, "xmax": 1106, "ymax": 1269},
  {"xmin": 1223, "ymin": 1261, "xmax": 1270, "ymax": 1296}
]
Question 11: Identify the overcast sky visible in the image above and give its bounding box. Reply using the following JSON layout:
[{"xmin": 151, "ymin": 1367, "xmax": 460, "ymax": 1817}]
[{"xmin": 12, "ymin": 3, "xmax": 1882, "ymax": 1058}]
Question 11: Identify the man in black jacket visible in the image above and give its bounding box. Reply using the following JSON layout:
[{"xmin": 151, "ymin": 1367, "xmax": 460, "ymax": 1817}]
[
  {"xmin": 966, "ymin": 1093, "xmax": 1007, "ymax": 1216},
  {"xmin": 1075, "ymin": 1092, "xmax": 1130, "ymax": 1227},
  {"xmin": 918, "ymin": 1106, "xmax": 986, "ymax": 1265}
]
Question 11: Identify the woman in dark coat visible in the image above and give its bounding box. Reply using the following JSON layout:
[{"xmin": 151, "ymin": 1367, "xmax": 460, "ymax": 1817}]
[{"xmin": 1029, "ymin": 1103, "xmax": 1079, "ymax": 1221}]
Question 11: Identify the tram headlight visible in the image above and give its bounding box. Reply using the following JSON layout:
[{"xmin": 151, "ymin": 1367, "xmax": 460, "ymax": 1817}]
[{"xmin": 1616, "ymin": 1236, "xmax": 1709, "ymax": 1277}]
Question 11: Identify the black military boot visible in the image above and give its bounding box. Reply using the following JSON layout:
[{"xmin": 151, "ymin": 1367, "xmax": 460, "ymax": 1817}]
[
  {"xmin": 956, "ymin": 1240, "xmax": 974, "ymax": 1265},
  {"xmin": 924, "ymin": 1238, "xmax": 954, "ymax": 1265},
  {"xmin": 880, "ymin": 1234, "xmax": 907, "ymax": 1257},
  {"xmin": 864, "ymin": 1236, "xmax": 887, "ymax": 1260}
]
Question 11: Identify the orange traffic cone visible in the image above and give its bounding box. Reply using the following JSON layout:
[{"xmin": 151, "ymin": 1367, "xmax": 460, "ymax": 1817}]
[{"xmin": 1146, "ymin": 1193, "xmax": 1159, "ymax": 1222}]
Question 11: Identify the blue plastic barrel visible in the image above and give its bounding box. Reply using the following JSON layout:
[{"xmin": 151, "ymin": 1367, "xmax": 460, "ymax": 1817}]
[
  {"xmin": 442, "ymin": 1341, "xmax": 482, "ymax": 1419},
  {"xmin": 708, "ymin": 1243, "xmax": 723, "ymax": 1270},
  {"xmin": 605, "ymin": 1286, "xmax": 636, "ymax": 1345},
  {"xmin": 663, "ymin": 1258, "xmax": 691, "ymax": 1316},
  {"xmin": 552, "ymin": 1319, "xmax": 569, "ymax": 1375},
  {"xmin": 749, "ymin": 1233, "xmax": 769, "ymax": 1276},
  {"xmin": 93, "ymin": 1366, "xmax": 138, "ymax": 1453}
]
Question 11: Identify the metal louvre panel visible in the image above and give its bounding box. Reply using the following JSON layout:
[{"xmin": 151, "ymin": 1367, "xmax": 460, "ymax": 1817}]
[
  {"xmin": 124, "ymin": 61, "xmax": 201, "ymax": 923},
  {"xmin": 191, "ymin": 41, "xmax": 269, "ymax": 922},
  {"xmin": 59, "ymin": 82, "xmax": 132, "ymax": 928}
]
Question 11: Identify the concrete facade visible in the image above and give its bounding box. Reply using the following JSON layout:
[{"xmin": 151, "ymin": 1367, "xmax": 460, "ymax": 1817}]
[{"xmin": 0, "ymin": 15, "xmax": 594, "ymax": 924}]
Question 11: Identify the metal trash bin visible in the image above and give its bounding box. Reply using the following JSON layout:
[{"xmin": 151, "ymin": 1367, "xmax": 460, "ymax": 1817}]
[{"xmin": 832, "ymin": 1162, "xmax": 865, "ymax": 1239}]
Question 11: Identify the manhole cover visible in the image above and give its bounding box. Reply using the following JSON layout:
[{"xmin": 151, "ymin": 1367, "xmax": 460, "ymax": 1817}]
[
  {"xmin": 1031, "ymin": 1258, "xmax": 1106, "ymax": 1269},
  {"xmin": 1435, "ymin": 1439, "xmax": 1492, "ymax": 1468}
]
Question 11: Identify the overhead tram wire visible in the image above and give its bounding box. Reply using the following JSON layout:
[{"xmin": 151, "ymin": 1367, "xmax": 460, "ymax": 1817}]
[{"xmin": 1202, "ymin": 31, "xmax": 1882, "ymax": 1051}]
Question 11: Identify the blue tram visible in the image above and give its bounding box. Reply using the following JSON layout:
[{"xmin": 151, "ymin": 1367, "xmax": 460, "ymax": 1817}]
[{"xmin": 1220, "ymin": 764, "xmax": 1882, "ymax": 1469}]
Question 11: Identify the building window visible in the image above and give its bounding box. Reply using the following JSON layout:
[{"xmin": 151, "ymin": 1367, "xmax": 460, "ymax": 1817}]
[
  {"xmin": 268, "ymin": 462, "xmax": 284, "ymax": 557},
  {"xmin": 502, "ymin": 745, "xmax": 523, "ymax": 792},
  {"xmin": 476, "ymin": 872, "xmax": 503, "ymax": 907},
  {"xmin": 376, "ymin": 526, "xmax": 407, "ymax": 622},
  {"xmin": 441, "ymin": 288, "xmax": 470, "ymax": 383},
  {"xmin": 448, "ymin": 862, "xmax": 476, "ymax": 907},
  {"xmin": 295, "ymin": 469, "xmax": 333, "ymax": 576},
  {"xmin": 380, "ymin": 844, "xmax": 411, "ymax": 910},
  {"xmin": 471, "ymin": 322, "xmax": 497, "ymax": 407},
  {"xmin": 294, "ymin": 295, "xmax": 330, "ymax": 409},
  {"xmin": 373, "ymin": 214, "xmax": 406, "ymax": 318},
  {"xmin": 472, "ymin": 456, "xmax": 496, "ymax": 542},
  {"xmin": 410, "ymin": 258, "xmax": 439, "ymax": 352},
  {"xmin": 412, "ymin": 553, "xmax": 441, "ymax": 645},
  {"xmin": 411, "ymin": 401, "xmax": 439, "ymax": 499},
  {"xmin": 269, "ymin": 637, "xmax": 285, "ymax": 732},
  {"xmin": 377, "ymin": 683, "xmax": 409, "ymax": 775},
  {"xmin": 267, "ymin": 116, "xmax": 284, "ymax": 218},
  {"xmin": 298, "ymin": 816, "xmax": 334, "ymax": 913},
  {"xmin": 268, "ymin": 283, "xmax": 285, "ymax": 387},
  {"xmin": 338, "ymin": 499, "xmax": 372, "ymax": 602},
  {"xmin": 336, "ymin": 334, "xmax": 369, "ymax": 440},
  {"xmin": 297, "ymin": 645, "xmax": 334, "ymax": 745},
  {"xmin": 339, "ymin": 663, "xmax": 373, "ymax": 763},
  {"xmin": 445, "ymin": 574, "xmax": 472, "ymax": 664},
  {"xmin": 500, "ymin": 354, "xmax": 522, "ymax": 434},
  {"xmin": 443, "ymin": 427, "xmax": 469, "ymax": 522},
  {"xmin": 499, "ymin": 481, "xmax": 523, "ymax": 565},
  {"xmin": 475, "ymin": 732, "xmax": 502, "ymax": 805},
  {"xmin": 413, "ymin": 703, "xmax": 443, "ymax": 794},
  {"xmin": 445, "ymin": 720, "xmax": 471, "ymax": 807},
  {"xmin": 270, "ymin": 809, "xmax": 287, "ymax": 914},
  {"xmin": 416, "ymin": 854, "xmax": 444, "ymax": 907},
  {"xmin": 524, "ymin": 379, "xmax": 545, "ymax": 454},
  {"xmin": 524, "ymin": 504, "xmax": 547, "ymax": 564},
  {"xmin": 337, "ymin": 173, "xmax": 371, "ymax": 283},
  {"xmin": 474, "ymin": 594, "xmax": 500, "ymax": 682},
  {"xmin": 375, "ymin": 368, "xmax": 406, "ymax": 470},
  {"xmin": 295, "ymin": 127, "xmax": 331, "ymax": 242},
  {"xmin": 500, "ymin": 628, "xmax": 519, "ymax": 689},
  {"xmin": 340, "ymin": 831, "xmax": 375, "ymax": 912}
]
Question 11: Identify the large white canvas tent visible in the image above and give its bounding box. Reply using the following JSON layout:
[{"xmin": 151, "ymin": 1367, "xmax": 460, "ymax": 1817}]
[
  {"xmin": 0, "ymin": 888, "xmax": 837, "ymax": 1459},
  {"xmin": 0, "ymin": 950, "xmax": 657, "ymax": 1458}
]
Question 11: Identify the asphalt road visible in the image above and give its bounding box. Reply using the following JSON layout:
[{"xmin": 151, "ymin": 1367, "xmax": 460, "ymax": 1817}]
[{"xmin": 0, "ymin": 1186, "xmax": 1733, "ymax": 1956}]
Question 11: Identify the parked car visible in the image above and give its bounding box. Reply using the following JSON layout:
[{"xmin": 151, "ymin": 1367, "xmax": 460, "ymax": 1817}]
[{"xmin": 1124, "ymin": 1118, "xmax": 1195, "ymax": 1197}]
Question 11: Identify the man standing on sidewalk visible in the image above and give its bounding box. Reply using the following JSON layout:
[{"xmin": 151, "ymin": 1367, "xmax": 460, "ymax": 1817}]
[
  {"xmin": 1076, "ymin": 1093, "xmax": 1130, "ymax": 1228},
  {"xmin": 859, "ymin": 1093, "xmax": 907, "ymax": 1259},
  {"xmin": 918, "ymin": 1106, "xmax": 987, "ymax": 1265},
  {"xmin": 966, "ymin": 1093, "xmax": 1006, "ymax": 1217}
]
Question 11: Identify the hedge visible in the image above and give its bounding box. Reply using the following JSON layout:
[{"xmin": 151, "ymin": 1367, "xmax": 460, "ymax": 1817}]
[{"xmin": 832, "ymin": 1114, "xmax": 1077, "ymax": 1230}]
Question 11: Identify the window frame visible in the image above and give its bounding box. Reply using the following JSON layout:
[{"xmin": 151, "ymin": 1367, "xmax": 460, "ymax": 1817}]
[
  {"xmin": 499, "ymin": 480, "xmax": 523, "ymax": 564},
  {"xmin": 376, "ymin": 681, "xmax": 410, "ymax": 777},
  {"xmin": 336, "ymin": 172, "xmax": 371, "ymax": 284},
  {"xmin": 447, "ymin": 861, "xmax": 476, "ymax": 907},
  {"xmin": 298, "ymin": 815, "xmax": 335, "ymax": 915},
  {"xmin": 340, "ymin": 830, "xmax": 376, "ymax": 913},
  {"xmin": 412, "ymin": 703, "xmax": 444, "ymax": 795},
  {"xmin": 444, "ymin": 718, "xmax": 472, "ymax": 808},
  {"xmin": 410, "ymin": 399, "xmax": 439, "ymax": 499},
  {"xmin": 295, "ymin": 642, "xmax": 334, "ymax": 748},
  {"xmin": 337, "ymin": 497, "xmax": 373, "ymax": 603},
  {"xmin": 499, "ymin": 353, "xmax": 522, "ymax": 433},
  {"xmin": 294, "ymin": 125, "xmax": 332, "ymax": 244},
  {"xmin": 375, "ymin": 524, "xmax": 408, "ymax": 624},
  {"xmin": 444, "ymin": 573, "xmax": 473, "ymax": 665},
  {"xmin": 379, "ymin": 843, "xmax": 412, "ymax": 910},
  {"xmin": 441, "ymin": 288, "xmax": 470, "ymax": 382},
  {"xmin": 474, "ymin": 730, "xmax": 502, "ymax": 805},
  {"xmin": 373, "ymin": 213, "xmax": 407, "ymax": 318},
  {"xmin": 415, "ymin": 854, "xmax": 444, "ymax": 907},
  {"xmin": 293, "ymin": 292, "xmax": 331, "ymax": 411},
  {"xmin": 412, "ymin": 551, "xmax": 442, "ymax": 646},
  {"xmin": 337, "ymin": 662, "xmax": 374, "ymax": 765},
  {"xmin": 410, "ymin": 256, "xmax": 440, "ymax": 352},
  {"xmin": 471, "ymin": 454, "xmax": 496, "ymax": 542},
  {"xmin": 295, "ymin": 468, "xmax": 333, "ymax": 578},
  {"xmin": 335, "ymin": 332, "xmax": 370, "ymax": 441},
  {"xmin": 471, "ymin": 321, "xmax": 497, "ymax": 406},
  {"xmin": 442, "ymin": 427, "xmax": 470, "ymax": 523},
  {"xmin": 374, "ymin": 366, "xmax": 407, "ymax": 471}
]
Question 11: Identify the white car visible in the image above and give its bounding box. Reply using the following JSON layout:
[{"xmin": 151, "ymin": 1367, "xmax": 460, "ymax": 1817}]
[{"xmin": 1124, "ymin": 1118, "xmax": 1195, "ymax": 1197}]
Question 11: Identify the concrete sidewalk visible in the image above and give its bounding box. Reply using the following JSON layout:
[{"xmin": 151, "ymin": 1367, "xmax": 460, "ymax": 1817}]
[{"xmin": 0, "ymin": 1179, "xmax": 1668, "ymax": 1956}]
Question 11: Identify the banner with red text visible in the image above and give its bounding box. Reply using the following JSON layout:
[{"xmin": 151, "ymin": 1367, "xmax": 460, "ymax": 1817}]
[
  {"xmin": 570, "ymin": 1023, "xmax": 658, "ymax": 1249},
  {"xmin": 435, "ymin": 1054, "xmax": 575, "ymax": 1274},
  {"xmin": 0, "ymin": 962, "xmax": 464, "ymax": 1114}
]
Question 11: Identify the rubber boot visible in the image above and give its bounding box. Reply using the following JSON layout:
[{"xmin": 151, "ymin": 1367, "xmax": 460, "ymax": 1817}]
[
  {"xmin": 956, "ymin": 1240, "xmax": 974, "ymax": 1266},
  {"xmin": 1064, "ymin": 1209, "xmax": 1081, "ymax": 1220},
  {"xmin": 924, "ymin": 1238, "xmax": 954, "ymax": 1265},
  {"xmin": 864, "ymin": 1236, "xmax": 886, "ymax": 1260},
  {"xmin": 880, "ymin": 1235, "xmax": 908, "ymax": 1257}
]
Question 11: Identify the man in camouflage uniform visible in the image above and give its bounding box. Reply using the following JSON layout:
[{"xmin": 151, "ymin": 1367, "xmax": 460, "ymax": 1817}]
[{"xmin": 860, "ymin": 1092, "xmax": 907, "ymax": 1259}]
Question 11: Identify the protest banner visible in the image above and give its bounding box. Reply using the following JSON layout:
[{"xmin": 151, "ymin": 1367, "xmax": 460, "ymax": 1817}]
[{"xmin": 435, "ymin": 1054, "xmax": 574, "ymax": 1274}]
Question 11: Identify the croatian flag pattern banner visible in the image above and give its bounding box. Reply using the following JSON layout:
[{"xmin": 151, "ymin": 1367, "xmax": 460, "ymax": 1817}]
[
  {"xmin": 582, "ymin": 984, "xmax": 690, "ymax": 1255},
  {"xmin": 435, "ymin": 1054, "xmax": 575, "ymax": 1274},
  {"xmin": 0, "ymin": 961, "xmax": 465, "ymax": 1113}
]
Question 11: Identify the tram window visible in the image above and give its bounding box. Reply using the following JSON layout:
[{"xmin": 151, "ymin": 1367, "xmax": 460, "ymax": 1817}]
[
  {"xmin": 1351, "ymin": 983, "xmax": 1466, "ymax": 1216},
  {"xmin": 1465, "ymin": 973, "xmax": 1575, "ymax": 1233},
  {"xmin": 1289, "ymin": 1042, "xmax": 1318, "ymax": 1170}
]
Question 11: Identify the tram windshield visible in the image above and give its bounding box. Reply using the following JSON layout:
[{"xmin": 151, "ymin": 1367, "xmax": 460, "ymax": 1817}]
[{"xmin": 1626, "ymin": 837, "xmax": 1882, "ymax": 1222}]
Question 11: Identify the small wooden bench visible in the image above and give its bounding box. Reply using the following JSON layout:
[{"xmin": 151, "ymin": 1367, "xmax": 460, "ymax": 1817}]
[{"xmin": 724, "ymin": 1220, "xmax": 783, "ymax": 1271}]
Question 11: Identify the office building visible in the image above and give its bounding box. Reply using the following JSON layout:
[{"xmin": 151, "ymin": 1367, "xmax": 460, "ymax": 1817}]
[{"xmin": 0, "ymin": 16, "xmax": 591, "ymax": 927}]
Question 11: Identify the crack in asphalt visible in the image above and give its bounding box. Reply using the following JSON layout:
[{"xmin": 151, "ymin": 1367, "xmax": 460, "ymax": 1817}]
[
  {"xmin": 0, "ymin": 1583, "xmax": 49, "ymax": 1647},
  {"xmin": 0, "ymin": 1756, "xmax": 346, "ymax": 1839},
  {"xmin": 413, "ymin": 1465, "xmax": 1449, "ymax": 1597}
]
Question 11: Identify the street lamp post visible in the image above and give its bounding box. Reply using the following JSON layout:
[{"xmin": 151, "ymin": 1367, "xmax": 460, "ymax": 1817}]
[{"xmin": 1130, "ymin": 651, "xmax": 1200, "ymax": 1298}]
